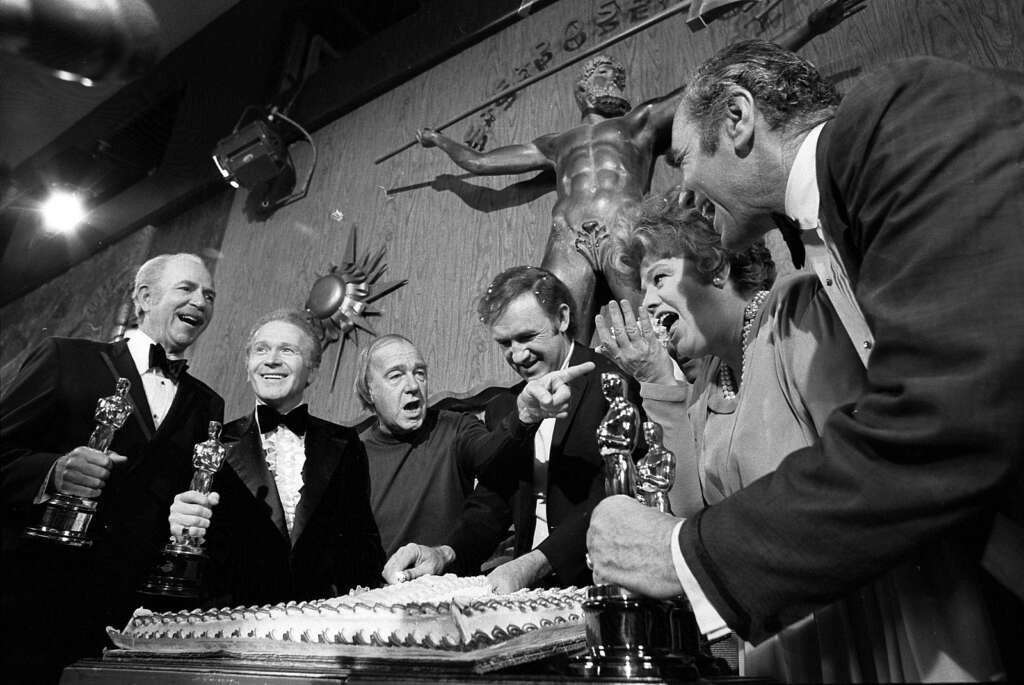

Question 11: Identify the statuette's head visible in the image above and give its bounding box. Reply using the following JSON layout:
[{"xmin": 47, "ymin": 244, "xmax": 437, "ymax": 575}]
[{"xmin": 575, "ymin": 55, "xmax": 630, "ymax": 117}]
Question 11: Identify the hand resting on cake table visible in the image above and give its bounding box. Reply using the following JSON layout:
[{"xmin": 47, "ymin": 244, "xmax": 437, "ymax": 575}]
[{"xmin": 382, "ymin": 362, "xmax": 594, "ymax": 588}]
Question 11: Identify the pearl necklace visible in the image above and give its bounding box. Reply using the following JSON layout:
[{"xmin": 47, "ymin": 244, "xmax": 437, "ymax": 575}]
[{"xmin": 718, "ymin": 290, "xmax": 770, "ymax": 400}]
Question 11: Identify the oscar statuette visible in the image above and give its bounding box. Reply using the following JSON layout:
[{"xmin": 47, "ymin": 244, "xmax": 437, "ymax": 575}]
[
  {"xmin": 572, "ymin": 373, "xmax": 700, "ymax": 680},
  {"xmin": 24, "ymin": 377, "xmax": 133, "ymax": 547},
  {"xmin": 636, "ymin": 421, "xmax": 676, "ymax": 515},
  {"xmin": 139, "ymin": 421, "xmax": 227, "ymax": 599}
]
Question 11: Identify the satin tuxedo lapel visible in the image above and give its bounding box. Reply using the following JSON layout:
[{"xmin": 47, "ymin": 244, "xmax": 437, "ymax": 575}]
[
  {"xmin": 106, "ymin": 339, "xmax": 155, "ymax": 441},
  {"xmin": 290, "ymin": 418, "xmax": 344, "ymax": 546},
  {"xmin": 550, "ymin": 345, "xmax": 594, "ymax": 449},
  {"xmin": 225, "ymin": 415, "xmax": 288, "ymax": 540}
]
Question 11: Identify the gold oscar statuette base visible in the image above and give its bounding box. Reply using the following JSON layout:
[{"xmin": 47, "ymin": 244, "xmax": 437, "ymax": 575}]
[
  {"xmin": 23, "ymin": 494, "xmax": 98, "ymax": 548},
  {"xmin": 138, "ymin": 542, "xmax": 207, "ymax": 599}
]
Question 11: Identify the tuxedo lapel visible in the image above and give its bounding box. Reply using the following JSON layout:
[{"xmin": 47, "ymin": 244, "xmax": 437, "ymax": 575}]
[
  {"xmin": 226, "ymin": 416, "xmax": 288, "ymax": 540},
  {"xmin": 290, "ymin": 419, "xmax": 343, "ymax": 546},
  {"xmin": 106, "ymin": 340, "xmax": 155, "ymax": 440},
  {"xmin": 551, "ymin": 345, "xmax": 591, "ymax": 449}
]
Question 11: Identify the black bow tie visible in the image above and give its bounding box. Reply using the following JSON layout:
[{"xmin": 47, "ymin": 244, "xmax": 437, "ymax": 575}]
[
  {"xmin": 257, "ymin": 404, "xmax": 309, "ymax": 436},
  {"xmin": 149, "ymin": 343, "xmax": 188, "ymax": 382}
]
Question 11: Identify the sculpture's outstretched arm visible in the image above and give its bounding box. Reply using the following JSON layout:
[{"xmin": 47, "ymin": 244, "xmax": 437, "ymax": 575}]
[{"xmin": 417, "ymin": 127, "xmax": 552, "ymax": 176}]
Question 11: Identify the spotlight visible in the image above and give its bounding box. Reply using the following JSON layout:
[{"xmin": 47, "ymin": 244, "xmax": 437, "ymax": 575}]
[
  {"xmin": 212, "ymin": 119, "xmax": 287, "ymax": 190},
  {"xmin": 211, "ymin": 106, "xmax": 317, "ymax": 214},
  {"xmin": 40, "ymin": 190, "xmax": 87, "ymax": 233}
]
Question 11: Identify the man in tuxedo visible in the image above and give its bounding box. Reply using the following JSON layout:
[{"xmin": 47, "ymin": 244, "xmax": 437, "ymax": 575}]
[
  {"xmin": 1, "ymin": 252, "xmax": 223, "ymax": 678},
  {"xmin": 586, "ymin": 41, "xmax": 1024, "ymax": 677},
  {"xmin": 169, "ymin": 309, "xmax": 385, "ymax": 607},
  {"xmin": 384, "ymin": 266, "xmax": 638, "ymax": 591}
]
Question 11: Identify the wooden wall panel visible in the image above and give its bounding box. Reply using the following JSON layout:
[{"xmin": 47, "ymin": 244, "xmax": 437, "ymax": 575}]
[
  {"xmin": 188, "ymin": 0, "xmax": 1024, "ymax": 425},
  {"xmin": 5, "ymin": 0, "xmax": 1015, "ymax": 423},
  {"xmin": 0, "ymin": 188, "xmax": 233, "ymax": 392},
  {"xmin": 0, "ymin": 226, "xmax": 154, "ymax": 390}
]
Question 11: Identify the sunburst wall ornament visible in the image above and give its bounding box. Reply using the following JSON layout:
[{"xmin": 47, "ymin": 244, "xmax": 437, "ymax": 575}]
[{"xmin": 305, "ymin": 226, "xmax": 407, "ymax": 391}]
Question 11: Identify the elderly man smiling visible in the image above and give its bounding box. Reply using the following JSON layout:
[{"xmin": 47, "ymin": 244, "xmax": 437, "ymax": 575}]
[{"xmin": 168, "ymin": 309, "xmax": 384, "ymax": 607}]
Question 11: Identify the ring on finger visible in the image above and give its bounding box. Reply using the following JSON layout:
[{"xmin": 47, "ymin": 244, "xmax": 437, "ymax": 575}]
[
  {"xmin": 595, "ymin": 344, "xmax": 609, "ymax": 355},
  {"xmin": 625, "ymin": 326, "xmax": 639, "ymax": 336},
  {"xmin": 608, "ymin": 327, "xmax": 618, "ymax": 337}
]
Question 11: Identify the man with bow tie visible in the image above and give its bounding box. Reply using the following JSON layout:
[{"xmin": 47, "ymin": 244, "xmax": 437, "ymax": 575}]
[
  {"xmin": 168, "ymin": 309, "xmax": 385, "ymax": 608},
  {"xmin": 1, "ymin": 252, "xmax": 224, "ymax": 678}
]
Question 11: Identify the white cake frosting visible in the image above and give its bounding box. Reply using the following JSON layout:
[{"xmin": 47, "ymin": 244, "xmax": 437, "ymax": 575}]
[{"xmin": 109, "ymin": 574, "xmax": 585, "ymax": 652}]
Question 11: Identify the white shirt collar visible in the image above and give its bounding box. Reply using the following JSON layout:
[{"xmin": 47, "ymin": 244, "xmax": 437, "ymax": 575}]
[
  {"xmin": 560, "ymin": 341, "xmax": 575, "ymax": 372},
  {"xmin": 124, "ymin": 328, "xmax": 159, "ymax": 377},
  {"xmin": 784, "ymin": 122, "xmax": 827, "ymax": 231}
]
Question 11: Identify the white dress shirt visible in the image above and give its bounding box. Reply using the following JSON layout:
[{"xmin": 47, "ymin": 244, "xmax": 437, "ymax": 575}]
[
  {"xmin": 125, "ymin": 328, "xmax": 181, "ymax": 429},
  {"xmin": 255, "ymin": 404, "xmax": 307, "ymax": 535},
  {"xmin": 786, "ymin": 123, "xmax": 874, "ymax": 365},
  {"xmin": 530, "ymin": 342, "xmax": 574, "ymax": 549}
]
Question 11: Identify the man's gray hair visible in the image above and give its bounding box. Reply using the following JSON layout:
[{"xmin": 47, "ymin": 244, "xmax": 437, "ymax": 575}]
[
  {"xmin": 244, "ymin": 308, "xmax": 324, "ymax": 369},
  {"xmin": 682, "ymin": 39, "xmax": 840, "ymax": 155},
  {"xmin": 132, "ymin": 253, "xmax": 208, "ymax": 320},
  {"xmin": 353, "ymin": 334, "xmax": 417, "ymax": 412}
]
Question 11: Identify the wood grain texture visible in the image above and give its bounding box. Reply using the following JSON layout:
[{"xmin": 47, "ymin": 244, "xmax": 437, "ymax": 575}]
[
  {"xmin": 0, "ymin": 189, "xmax": 232, "ymax": 393},
  {"xmin": 186, "ymin": 0, "xmax": 1024, "ymax": 424},
  {"xmin": 4, "ymin": 0, "xmax": 1021, "ymax": 427},
  {"xmin": 0, "ymin": 226, "xmax": 154, "ymax": 390}
]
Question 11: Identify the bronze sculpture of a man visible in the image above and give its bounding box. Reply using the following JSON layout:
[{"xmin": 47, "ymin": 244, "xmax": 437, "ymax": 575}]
[{"xmin": 417, "ymin": 0, "xmax": 865, "ymax": 341}]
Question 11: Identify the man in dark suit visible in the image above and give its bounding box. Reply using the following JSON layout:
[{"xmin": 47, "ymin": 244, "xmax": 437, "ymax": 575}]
[
  {"xmin": 169, "ymin": 309, "xmax": 384, "ymax": 608},
  {"xmin": 1, "ymin": 253, "xmax": 223, "ymax": 679},
  {"xmin": 587, "ymin": 42, "xmax": 1024, "ymax": 677},
  {"xmin": 383, "ymin": 266, "xmax": 637, "ymax": 591}
]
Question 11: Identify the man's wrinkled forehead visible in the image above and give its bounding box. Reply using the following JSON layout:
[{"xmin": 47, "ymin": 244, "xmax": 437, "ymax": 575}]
[{"xmin": 370, "ymin": 339, "xmax": 425, "ymax": 374}]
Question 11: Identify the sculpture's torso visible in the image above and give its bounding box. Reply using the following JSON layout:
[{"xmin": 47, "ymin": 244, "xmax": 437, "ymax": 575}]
[{"xmin": 541, "ymin": 113, "xmax": 655, "ymax": 231}]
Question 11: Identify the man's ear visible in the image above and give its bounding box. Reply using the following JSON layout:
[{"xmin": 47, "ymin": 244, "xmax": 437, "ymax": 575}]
[
  {"xmin": 136, "ymin": 284, "xmax": 159, "ymax": 318},
  {"xmin": 724, "ymin": 86, "xmax": 756, "ymax": 156},
  {"xmin": 306, "ymin": 365, "xmax": 319, "ymax": 388},
  {"xmin": 556, "ymin": 303, "xmax": 571, "ymax": 334}
]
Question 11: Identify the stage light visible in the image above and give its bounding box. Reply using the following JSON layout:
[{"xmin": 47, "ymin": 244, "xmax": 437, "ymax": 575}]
[
  {"xmin": 211, "ymin": 106, "xmax": 317, "ymax": 214},
  {"xmin": 40, "ymin": 190, "xmax": 87, "ymax": 233},
  {"xmin": 211, "ymin": 119, "xmax": 288, "ymax": 189}
]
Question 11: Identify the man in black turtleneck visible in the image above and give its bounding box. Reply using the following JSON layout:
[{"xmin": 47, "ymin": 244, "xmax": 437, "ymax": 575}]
[
  {"xmin": 356, "ymin": 334, "xmax": 537, "ymax": 560},
  {"xmin": 168, "ymin": 309, "xmax": 384, "ymax": 608}
]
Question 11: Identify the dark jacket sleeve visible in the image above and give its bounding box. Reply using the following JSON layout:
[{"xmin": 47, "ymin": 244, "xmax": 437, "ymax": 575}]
[
  {"xmin": 445, "ymin": 395, "xmax": 524, "ymax": 575},
  {"xmin": 445, "ymin": 480, "xmax": 515, "ymax": 576},
  {"xmin": 678, "ymin": 57, "xmax": 1024, "ymax": 644},
  {"xmin": 453, "ymin": 406, "xmax": 537, "ymax": 481},
  {"xmin": 537, "ymin": 355, "xmax": 645, "ymax": 586},
  {"xmin": 339, "ymin": 433, "xmax": 387, "ymax": 589},
  {"xmin": 0, "ymin": 339, "xmax": 67, "ymax": 506}
]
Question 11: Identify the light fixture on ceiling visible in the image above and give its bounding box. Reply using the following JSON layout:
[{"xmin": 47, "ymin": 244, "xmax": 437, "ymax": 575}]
[
  {"xmin": 39, "ymin": 189, "xmax": 87, "ymax": 234},
  {"xmin": 211, "ymin": 106, "xmax": 317, "ymax": 215}
]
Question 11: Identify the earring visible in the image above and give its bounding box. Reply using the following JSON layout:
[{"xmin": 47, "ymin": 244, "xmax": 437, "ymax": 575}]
[{"xmin": 712, "ymin": 276, "xmax": 725, "ymax": 289}]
